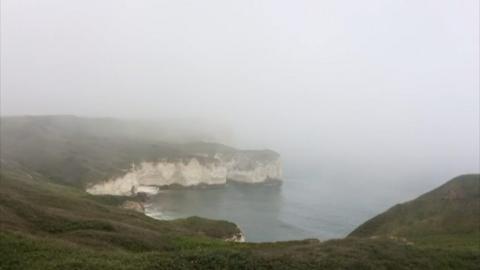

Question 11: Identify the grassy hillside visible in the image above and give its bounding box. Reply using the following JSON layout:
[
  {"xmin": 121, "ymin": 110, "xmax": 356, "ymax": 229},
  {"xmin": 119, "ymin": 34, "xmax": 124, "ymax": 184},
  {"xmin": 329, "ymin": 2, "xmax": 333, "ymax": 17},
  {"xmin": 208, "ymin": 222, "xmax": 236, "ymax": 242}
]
[
  {"xmin": 0, "ymin": 162, "xmax": 242, "ymax": 244},
  {"xmin": 1, "ymin": 116, "xmax": 479, "ymax": 269},
  {"xmin": 1, "ymin": 167, "xmax": 479, "ymax": 269},
  {"xmin": 349, "ymin": 174, "xmax": 480, "ymax": 249},
  {"xmin": 0, "ymin": 116, "xmax": 192, "ymax": 187},
  {"xmin": 0, "ymin": 116, "xmax": 278, "ymax": 188}
]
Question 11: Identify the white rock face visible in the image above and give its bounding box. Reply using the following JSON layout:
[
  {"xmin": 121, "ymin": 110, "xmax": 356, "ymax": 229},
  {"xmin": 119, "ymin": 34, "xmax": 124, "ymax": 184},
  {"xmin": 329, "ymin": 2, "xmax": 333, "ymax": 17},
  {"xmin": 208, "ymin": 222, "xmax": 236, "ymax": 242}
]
[
  {"xmin": 87, "ymin": 172, "xmax": 139, "ymax": 196},
  {"xmin": 224, "ymin": 228, "xmax": 246, "ymax": 242},
  {"xmin": 225, "ymin": 157, "xmax": 282, "ymax": 184},
  {"xmin": 87, "ymin": 153, "xmax": 282, "ymax": 196},
  {"xmin": 135, "ymin": 185, "xmax": 160, "ymax": 195}
]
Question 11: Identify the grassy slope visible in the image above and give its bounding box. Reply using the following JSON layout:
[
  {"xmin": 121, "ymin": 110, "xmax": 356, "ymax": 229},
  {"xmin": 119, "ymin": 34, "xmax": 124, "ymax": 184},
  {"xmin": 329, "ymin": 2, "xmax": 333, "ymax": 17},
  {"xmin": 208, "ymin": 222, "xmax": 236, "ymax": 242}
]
[
  {"xmin": 0, "ymin": 116, "xmax": 279, "ymax": 188},
  {"xmin": 349, "ymin": 174, "xmax": 480, "ymax": 250},
  {"xmin": 0, "ymin": 163, "xmax": 241, "ymax": 244},
  {"xmin": 1, "ymin": 165, "xmax": 479, "ymax": 269},
  {"xmin": 2, "ymin": 231, "xmax": 478, "ymax": 270},
  {"xmin": 0, "ymin": 116, "xmax": 190, "ymax": 187},
  {"xmin": 0, "ymin": 116, "xmax": 479, "ymax": 269}
]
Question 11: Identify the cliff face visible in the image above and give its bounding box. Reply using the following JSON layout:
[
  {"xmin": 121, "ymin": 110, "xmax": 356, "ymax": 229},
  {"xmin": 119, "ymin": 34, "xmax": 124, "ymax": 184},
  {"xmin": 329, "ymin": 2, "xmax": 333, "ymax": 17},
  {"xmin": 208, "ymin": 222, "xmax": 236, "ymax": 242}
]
[
  {"xmin": 87, "ymin": 152, "xmax": 282, "ymax": 196},
  {"xmin": 221, "ymin": 153, "xmax": 282, "ymax": 184},
  {"xmin": 0, "ymin": 116, "xmax": 283, "ymax": 191}
]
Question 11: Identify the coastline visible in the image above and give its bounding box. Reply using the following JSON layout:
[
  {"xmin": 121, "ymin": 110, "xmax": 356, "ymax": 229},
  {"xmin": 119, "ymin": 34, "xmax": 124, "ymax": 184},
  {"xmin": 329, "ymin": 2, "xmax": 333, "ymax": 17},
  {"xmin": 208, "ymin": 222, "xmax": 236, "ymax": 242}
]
[{"xmin": 124, "ymin": 187, "xmax": 249, "ymax": 243}]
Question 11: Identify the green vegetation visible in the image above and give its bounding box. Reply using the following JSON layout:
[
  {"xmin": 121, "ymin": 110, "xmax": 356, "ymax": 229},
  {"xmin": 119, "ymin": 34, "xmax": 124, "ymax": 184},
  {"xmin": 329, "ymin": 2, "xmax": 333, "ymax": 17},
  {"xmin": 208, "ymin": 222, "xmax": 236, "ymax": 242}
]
[
  {"xmin": 349, "ymin": 174, "xmax": 480, "ymax": 250},
  {"xmin": 0, "ymin": 166, "xmax": 241, "ymax": 243},
  {"xmin": 0, "ymin": 116, "xmax": 278, "ymax": 188},
  {"xmin": 2, "ymin": 164, "xmax": 479, "ymax": 269},
  {"xmin": 2, "ymin": 230, "xmax": 479, "ymax": 270},
  {"xmin": 1, "ymin": 116, "xmax": 479, "ymax": 269}
]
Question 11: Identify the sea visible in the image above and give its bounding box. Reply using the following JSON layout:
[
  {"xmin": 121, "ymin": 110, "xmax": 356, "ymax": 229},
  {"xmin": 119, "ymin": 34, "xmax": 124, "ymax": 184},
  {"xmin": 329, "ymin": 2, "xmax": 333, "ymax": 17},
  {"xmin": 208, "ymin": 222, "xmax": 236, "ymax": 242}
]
[{"xmin": 145, "ymin": 170, "xmax": 446, "ymax": 242}]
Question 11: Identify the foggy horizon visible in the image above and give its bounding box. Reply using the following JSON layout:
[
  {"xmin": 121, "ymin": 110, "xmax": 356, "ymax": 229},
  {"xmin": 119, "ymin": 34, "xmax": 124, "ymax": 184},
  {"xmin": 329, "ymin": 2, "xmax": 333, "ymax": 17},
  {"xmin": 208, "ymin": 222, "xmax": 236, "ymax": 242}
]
[
  {"xmin": 1, "ymin": 1, "xmax": 480, "ymax": 264},
  {"xmin": 1, "ymin": 0, "xmax": 479, "ymax": 187}
]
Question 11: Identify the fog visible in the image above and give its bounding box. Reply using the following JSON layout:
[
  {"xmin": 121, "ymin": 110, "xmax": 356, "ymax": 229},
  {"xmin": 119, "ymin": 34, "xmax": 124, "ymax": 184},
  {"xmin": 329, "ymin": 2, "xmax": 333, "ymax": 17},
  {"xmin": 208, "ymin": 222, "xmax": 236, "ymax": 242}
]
[{"xmin": 1, "ymin": 0, "xmax": 479, "ymax": 192}]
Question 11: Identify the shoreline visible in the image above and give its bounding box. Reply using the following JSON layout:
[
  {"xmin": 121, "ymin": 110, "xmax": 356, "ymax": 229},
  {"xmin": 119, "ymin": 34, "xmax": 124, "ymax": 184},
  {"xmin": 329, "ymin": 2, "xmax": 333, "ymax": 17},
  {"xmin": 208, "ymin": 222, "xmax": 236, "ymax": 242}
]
[{"xmin": 123, "ymin": 184, "xmax": 251, "ymax": 243}]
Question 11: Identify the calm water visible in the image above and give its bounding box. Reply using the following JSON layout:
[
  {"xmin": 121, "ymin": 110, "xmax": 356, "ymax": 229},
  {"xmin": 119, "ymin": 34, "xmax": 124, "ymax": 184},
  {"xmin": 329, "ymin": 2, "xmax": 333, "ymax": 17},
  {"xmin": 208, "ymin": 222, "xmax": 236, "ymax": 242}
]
[{"xmin": 145, "ymin": 175, "xmax": 424, "ymax": 242}]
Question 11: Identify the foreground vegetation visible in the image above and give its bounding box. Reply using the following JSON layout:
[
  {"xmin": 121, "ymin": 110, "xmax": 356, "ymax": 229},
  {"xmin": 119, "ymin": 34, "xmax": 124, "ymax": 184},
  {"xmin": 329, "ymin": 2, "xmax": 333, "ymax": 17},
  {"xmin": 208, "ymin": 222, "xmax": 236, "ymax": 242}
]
[
  {"xmin": 0, "ymin": 116, "xmax": 479, "ymax": 269},
  {"xmin": 1, "ymin": 164, "xmax": 478, "ymax": 269},
  {"xmin": 2, "ymin": 230, "xmax": 479, "ymax": 270},
  {"xmin": 350, "ymin": 174, "xmax": 479, "ymax": 242}
]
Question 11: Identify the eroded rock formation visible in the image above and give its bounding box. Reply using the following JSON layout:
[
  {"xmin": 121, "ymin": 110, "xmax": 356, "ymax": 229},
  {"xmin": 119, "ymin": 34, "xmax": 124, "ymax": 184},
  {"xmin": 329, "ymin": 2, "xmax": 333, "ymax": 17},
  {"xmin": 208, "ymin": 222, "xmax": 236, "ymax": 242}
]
[{"xmin": 86, "ymin": 150, "xmax": 282, "ymax": 196}]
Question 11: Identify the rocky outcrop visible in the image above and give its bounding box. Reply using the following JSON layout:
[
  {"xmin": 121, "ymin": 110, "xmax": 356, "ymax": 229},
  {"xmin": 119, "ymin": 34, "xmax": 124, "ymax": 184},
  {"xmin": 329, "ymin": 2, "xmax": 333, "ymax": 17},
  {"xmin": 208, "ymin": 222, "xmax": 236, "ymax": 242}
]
[
  {"xmin": 224, "ymin": 229, "xmax": 246, "ymax": 242},
  {"xmin": 86, "ymin": 150, "xmax": 282, "ymax": 196}
]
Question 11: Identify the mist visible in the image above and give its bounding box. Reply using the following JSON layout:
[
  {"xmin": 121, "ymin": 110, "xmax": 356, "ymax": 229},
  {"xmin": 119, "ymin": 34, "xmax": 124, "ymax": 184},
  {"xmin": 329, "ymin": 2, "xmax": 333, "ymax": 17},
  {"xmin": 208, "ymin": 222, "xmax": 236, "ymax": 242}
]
[{"xmin": 1, "ymin": 0, "xmax": 479, "ymax": 194}]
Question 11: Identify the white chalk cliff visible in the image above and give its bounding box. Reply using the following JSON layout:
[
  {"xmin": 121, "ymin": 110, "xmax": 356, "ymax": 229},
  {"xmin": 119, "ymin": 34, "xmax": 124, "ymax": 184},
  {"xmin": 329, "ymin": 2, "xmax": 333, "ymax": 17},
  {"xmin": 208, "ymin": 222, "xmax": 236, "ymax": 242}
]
[{"xmin": 87, "ymin": 151, "xmax": 282, "ymax": 196}]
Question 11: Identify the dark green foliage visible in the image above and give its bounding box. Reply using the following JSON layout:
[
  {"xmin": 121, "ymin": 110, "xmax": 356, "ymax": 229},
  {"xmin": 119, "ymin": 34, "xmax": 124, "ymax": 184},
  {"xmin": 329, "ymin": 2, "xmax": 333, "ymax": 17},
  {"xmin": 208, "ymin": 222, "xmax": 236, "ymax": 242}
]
[
  {"xmin": 1, "ymin": 231, "xmax": 479, "ymax": 270},
  {"xmin": 173, "ymin": 216, "xmax": 241, "ymax": 239}
]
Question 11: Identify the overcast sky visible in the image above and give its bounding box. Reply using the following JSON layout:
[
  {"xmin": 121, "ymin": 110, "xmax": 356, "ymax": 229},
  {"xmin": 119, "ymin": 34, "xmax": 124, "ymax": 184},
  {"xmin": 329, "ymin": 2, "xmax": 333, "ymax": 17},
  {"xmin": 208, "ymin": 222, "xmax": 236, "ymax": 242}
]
[{"xmin": 1, "ymin": 0, "xmax": 479, "ymax": 184}]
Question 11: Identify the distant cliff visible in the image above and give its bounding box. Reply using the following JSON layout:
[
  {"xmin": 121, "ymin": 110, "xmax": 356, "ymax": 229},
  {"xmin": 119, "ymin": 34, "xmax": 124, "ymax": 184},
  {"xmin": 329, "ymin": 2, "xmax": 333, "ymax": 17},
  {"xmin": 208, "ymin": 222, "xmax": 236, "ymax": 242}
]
[
  {"xmin": 87, "ymin": 150, "xmax": 282, "ymax": 196},
  {"xmin": 0, "ymin": 116, "xmax": 282, "ymax": 194}
]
